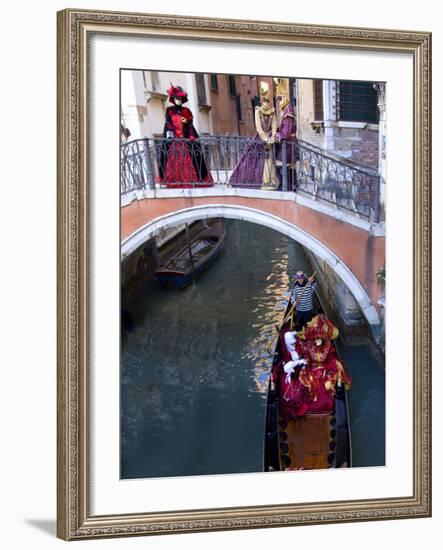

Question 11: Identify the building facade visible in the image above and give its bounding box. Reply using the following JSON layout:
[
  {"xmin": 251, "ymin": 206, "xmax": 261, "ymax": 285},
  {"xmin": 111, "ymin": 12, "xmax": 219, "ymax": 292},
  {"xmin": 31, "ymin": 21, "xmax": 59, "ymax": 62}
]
[
  {"xmin": 121, "ymin": 72, "xmax": 385, "ymax": 171},
  {"xmin": 208, "ymin": 74, "xmax": 276, "ymax": 137},
  {"xmin": 120, "ymin": 70, "xmax": 213, "ymax": 140},
  {"xmin": 121, "ymin": 72, "xmax": 385, "ymax": 214},
  {"xmin": 297, "ymin": 78, "xmax": 386, "ymax": 215},
  {"xmin": 297, "ymin": 79, "xmax": 382, "ymax": 167}
]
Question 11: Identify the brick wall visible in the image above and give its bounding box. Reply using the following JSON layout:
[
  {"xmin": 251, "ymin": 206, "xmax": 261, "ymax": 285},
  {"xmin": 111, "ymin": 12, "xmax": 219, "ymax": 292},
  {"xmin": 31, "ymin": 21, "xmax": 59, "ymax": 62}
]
[
  {"xmin": 331, "ymin": 126, "xmax": 379, "ymax": 169},
  {"xmin": 209, "ymin": 74, "xmax": 275, "ymax": 137},
  {"xmin": 298, "ymin": 124, "xmax": 379, "ymax": 169},
  {"xmin": 297, "ymin": 78, "xmax": 380, "ymax": 170}
]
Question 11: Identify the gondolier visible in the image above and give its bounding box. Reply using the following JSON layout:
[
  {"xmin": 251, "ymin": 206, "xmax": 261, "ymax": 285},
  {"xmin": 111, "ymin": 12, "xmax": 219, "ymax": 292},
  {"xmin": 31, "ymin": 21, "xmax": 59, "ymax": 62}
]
[
  {"xmin": 289, "ymin": 270, "xmax": 317, "ymax": 329},
  {"xmin": 264, "ymin": 289, "xmax": 352, "ymax": 472}
]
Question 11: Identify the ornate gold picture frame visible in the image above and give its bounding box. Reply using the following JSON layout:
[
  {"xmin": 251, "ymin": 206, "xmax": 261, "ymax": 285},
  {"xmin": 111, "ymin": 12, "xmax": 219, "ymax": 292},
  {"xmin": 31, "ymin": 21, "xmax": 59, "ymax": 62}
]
[{"xmin": 57, "ymin": 8, "xmax": 431, "ymax": 540}]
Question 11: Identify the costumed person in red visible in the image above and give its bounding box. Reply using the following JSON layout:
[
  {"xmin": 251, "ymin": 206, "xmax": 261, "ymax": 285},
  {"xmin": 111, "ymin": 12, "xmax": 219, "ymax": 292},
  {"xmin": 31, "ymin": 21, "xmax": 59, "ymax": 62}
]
[
  {"xmin": 157, "ymin": 83, "xmax": 213, "ymax": 188},
  {"xmin": 271, "ymin": 328, "xmax": 308, "ymax": 417},
  {"xmin": 276, "ymin": 315, "xmax": 352, "ymax": 420}
]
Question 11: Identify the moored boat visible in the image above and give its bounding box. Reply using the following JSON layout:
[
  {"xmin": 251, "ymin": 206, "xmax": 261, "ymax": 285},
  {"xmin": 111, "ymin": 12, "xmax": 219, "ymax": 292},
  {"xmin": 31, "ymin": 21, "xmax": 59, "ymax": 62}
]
[
  {"xmin": 154, "ymin": 218, "xmax": 225, "ymax": 288},
  {"xmin": 264, "ymin": 290, "xmax": 352, "ymax": 471}
]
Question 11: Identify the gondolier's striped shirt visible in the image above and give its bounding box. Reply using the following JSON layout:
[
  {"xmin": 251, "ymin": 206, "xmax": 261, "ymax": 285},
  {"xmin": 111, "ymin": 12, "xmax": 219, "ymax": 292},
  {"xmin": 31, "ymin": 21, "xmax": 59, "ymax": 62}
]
[{"xmin": 290, "ymin": 281, "xmax": 317, "ymax": 312}]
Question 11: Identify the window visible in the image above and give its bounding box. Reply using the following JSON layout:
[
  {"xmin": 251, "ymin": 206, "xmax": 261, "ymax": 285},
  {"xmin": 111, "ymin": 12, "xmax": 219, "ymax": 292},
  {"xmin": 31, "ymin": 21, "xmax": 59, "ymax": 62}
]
[
  {"xmin": 195, "ymin": 73, "xmax": 207, "ymax": 105},
  {"xmin": 313, "ymin": 80, "xmax": 324, "ymax": 120},
  {"xmin": 151, "ymin": 71, "xmax": 160, "ymax": 91},
  {"xmin": 336, "ymin": 81, "xmax": 379, "ymax": 124},
  {"xmin": 210, "ymin": 74, "xmax": 218, "ymax": 91},
  {"xmin": 227, "ymin": 75, "xmax": 237, "ymax": 97},
  {"xmin": 235, "ymin": 95, "xmax": 243, "ymax": 122},
  {"xmin": 251, "ymin": 95, "xmax": 260, "ymax": 110}
]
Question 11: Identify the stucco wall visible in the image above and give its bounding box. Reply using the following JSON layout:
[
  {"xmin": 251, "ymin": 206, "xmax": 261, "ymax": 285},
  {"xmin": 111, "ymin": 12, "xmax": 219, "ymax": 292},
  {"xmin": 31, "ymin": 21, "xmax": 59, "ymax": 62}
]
[{"xmin": 297, "ymin": 78, "xmax": 380, "ymax": 169}]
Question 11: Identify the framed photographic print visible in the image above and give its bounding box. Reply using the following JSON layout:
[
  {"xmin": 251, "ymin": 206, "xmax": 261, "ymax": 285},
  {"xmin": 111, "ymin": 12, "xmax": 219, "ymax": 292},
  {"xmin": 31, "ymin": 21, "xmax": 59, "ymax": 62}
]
[{"xmin": 57, "ymin": 8, "xmax": 431, "ymax": 540}]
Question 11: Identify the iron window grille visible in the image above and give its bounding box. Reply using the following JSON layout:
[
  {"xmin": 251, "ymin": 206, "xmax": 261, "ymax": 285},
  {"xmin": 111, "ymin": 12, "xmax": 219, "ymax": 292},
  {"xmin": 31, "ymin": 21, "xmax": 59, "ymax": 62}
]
[
  {"xmin": 195, "ymin": 73, "xmax": 207, "ymax": 105},
  {"xmin": 314, "ymin": 79, "xmax": 324, "ymax": 120},
  {"xmin": 336, "ymin": 80, "xmax": 379, "ymax": 124},
  {"xmin": 210, "ymin": 74, "xmax": 218, "ymax": 91},
  {"xmin": 227, "ymin": 75, "xmax": 237, "ymax": 97},
  {"xmin": 235, "ymin": 95, "xmax": 243, "ymax": 122}
]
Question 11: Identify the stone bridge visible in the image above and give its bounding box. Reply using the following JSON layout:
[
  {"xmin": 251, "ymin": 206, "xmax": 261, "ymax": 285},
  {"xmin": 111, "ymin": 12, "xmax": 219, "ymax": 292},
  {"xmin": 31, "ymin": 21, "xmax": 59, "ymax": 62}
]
[{"xmin": 121, "ymin": 188, "xmax": 385, "ymax": 327}]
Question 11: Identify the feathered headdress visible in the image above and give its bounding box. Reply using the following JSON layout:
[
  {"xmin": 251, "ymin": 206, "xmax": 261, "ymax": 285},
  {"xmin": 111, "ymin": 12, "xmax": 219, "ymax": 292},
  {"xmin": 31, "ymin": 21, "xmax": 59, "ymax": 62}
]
[
  {"xmin": 167, "ymin": 82, "xmax": 188, "ymax": 104},
  {"xmin": 298, "ymin": 314, "xmax": 339, "ymax": 342}
]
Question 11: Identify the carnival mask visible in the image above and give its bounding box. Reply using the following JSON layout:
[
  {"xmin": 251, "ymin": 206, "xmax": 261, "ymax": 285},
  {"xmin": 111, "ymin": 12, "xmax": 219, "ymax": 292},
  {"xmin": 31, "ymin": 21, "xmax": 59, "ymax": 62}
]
[
  {"xmin": 306, "ymin": 338, "xmax": 332, "ymax": 363},
  {"xmin": 167, "ymin": 83, "xmax": 188, "ymax": 105},
  {"xmin": 298, "ymin": 315, "xmax": 338, "ymax": 363},
  {"xmin": 273, "ymin": 77, "xmax": 290, "ymax": 110},
  {"xmin": 277, "ymin": 94, "xmax": 289, "ymax": 110},
  {"xmin": 259, "ymin": 81, "xmax": 271, "ymax": 103}
]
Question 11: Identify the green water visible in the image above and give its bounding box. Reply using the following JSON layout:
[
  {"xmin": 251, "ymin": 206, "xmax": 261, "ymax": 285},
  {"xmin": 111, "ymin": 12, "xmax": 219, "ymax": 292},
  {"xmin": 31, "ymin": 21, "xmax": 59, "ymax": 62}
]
[{"xmin": 121, "ymin": 219, "xmax": 385, "ymax": 478}]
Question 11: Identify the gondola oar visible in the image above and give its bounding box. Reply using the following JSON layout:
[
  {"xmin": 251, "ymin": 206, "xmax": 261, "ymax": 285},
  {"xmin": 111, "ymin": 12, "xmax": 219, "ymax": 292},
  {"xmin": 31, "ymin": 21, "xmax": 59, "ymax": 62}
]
[
  {"xmin": 265, "ymin": 271, "xmax": 317, "ymax": 353},
  {"xmin": 281, "ymin": 271, "xmax": 317, "ymax": 328}
]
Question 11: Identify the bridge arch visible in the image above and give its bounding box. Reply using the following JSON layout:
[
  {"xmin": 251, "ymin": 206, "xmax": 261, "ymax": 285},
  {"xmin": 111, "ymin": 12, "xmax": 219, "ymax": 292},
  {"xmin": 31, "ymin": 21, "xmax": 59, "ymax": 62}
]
[{"xmin": 121, "ymin": 203, "xmax": 380, "ymax": 326}]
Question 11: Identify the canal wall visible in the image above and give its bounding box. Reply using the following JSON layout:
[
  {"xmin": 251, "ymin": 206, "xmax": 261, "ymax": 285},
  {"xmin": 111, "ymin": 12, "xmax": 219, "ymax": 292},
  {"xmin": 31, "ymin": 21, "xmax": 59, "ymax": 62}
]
[
  {"xmin": 121, "ymin": 225, "xmax": 186, "ymax": 305},
  {"xmin": 121, "ymin": 237, "xmax": 159, "ymax": 306},
  {"xmin": 302, "ymin": 248, "xmax": 382, "ymax": 350},
  {"xmin": 121, "ymin": 221, "xmax": 210, "ymax": 306}
]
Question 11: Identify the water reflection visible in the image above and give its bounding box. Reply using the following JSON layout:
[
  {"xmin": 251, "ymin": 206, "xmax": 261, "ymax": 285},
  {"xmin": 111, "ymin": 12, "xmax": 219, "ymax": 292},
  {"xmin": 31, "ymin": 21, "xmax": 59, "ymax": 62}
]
[
  {"xmin": 121, "ymin": 219, "xmax": 384, "ymax": 478},
  {"xmin": 121, "ymin": 220, "xmax": 312, "ymax": 478},
  {"xmin": 243, "ymin": 255, "xmax": 292, "ymax": 394}
]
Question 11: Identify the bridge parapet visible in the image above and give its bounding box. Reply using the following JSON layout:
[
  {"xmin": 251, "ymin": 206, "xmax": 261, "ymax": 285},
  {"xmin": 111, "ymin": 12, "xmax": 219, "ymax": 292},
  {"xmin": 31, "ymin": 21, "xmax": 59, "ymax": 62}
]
[
  {"xmin": 121, "ymin": 196, "xmax": 385, "ymax": 328},
  {"xmin": 122, "ymin": 185, "xmax": 385, "ymax": 237},
  {"xmin": 121, "ymin": 136, "xmax": 382, "ymax": 223}
]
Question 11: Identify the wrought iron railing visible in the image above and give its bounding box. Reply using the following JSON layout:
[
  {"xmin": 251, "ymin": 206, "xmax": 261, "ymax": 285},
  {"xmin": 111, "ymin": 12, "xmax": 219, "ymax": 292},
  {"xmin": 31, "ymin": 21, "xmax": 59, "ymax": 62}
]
[
  {"xmin": 120, "ymin": 139, "xmax": 155, "ymax": 194},
  {"xmin": 296, "ymin": 140, "xmax": 381, "ymax": 223},
  {"xmin": 121, "ymin": 136, "xmax": 381, "ymax": 222}
]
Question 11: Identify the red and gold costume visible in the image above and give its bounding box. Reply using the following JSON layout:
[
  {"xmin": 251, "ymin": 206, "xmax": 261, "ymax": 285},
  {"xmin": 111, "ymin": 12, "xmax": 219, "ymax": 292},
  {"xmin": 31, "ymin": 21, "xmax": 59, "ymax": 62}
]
[
  {"xmin": 276, "ymin": 315, "xmax": 351, "ymax": 419},
  {"xmin": 158, "ymin": 83, "xmax": 213, "ymax": 188}
]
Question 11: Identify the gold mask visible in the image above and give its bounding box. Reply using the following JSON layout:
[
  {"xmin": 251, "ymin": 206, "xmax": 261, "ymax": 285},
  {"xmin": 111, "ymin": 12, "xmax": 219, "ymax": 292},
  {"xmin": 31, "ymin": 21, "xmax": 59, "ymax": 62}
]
[
  {"xmin": 273, "ymin": 77, "xmax": 290, "ymax": 110},
  {"xmin": 259, "ymin": 81, "xmax": 271, "ymax": 103}
]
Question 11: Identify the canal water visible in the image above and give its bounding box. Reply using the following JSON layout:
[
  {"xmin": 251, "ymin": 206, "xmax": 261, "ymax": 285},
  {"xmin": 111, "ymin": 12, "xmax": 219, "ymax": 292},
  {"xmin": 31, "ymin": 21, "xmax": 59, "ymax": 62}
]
[{"xmin": 121, "ymin": 219, "xmax": 385, "ymax": 479}]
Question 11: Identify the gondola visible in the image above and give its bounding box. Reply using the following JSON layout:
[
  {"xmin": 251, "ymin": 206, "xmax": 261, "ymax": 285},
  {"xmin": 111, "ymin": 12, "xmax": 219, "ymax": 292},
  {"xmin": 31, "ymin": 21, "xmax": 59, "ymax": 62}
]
[
  {"xmin": 264, "ymin": 289, "xmax": 352, "ymax": 471},
  {"xmin": 154, "ymin": 218, "xmax": 225, "ymax": 288}
]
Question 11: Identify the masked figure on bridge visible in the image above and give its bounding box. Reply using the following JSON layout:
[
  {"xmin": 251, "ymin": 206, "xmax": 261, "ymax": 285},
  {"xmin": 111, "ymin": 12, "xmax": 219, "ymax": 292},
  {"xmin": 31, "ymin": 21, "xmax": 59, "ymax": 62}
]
[
  {"xmin": 157, "ymin": 83, "xmax": 213, "ymax": 188},
  {"xmin": 229, "ymin": 81, "xmax": 280, "ymax": 190},
  {"xmin": 276, "ymin": 315, "xmax": 352, "ymax": 419},
  {"xmin": 274, "ymin": 78, "xmax": 300, "ymax": 191}
]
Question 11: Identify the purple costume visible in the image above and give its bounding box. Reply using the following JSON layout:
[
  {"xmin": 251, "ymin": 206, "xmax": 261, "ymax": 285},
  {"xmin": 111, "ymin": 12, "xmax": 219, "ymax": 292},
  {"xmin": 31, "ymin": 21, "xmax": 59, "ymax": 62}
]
[
  {"xmin": 276, "ymin": 104, "xmax": 299, "ymax": 163},
  {"xmin": 275, "ymin": 104, "xmax": 299, "ymax": 190},
  {"xmin": 229, "ymin": 103, "xmax": 279, "ymax": 189}
]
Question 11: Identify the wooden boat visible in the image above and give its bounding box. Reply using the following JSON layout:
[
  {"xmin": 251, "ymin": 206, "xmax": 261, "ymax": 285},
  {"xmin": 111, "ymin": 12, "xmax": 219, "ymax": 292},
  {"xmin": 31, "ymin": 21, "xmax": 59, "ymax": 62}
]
[
  {"xmin": 154, "ymin": 219, "xmax": 225, "ymax": 288},
  {"xmin": 264, "ymin": 291, "xmax": 352, "ymax": 471}
]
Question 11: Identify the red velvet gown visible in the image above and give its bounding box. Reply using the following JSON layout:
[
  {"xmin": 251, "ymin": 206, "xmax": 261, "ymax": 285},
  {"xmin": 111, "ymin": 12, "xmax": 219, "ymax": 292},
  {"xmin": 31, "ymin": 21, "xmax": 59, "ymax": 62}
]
[
  {"xmin": 273, "ymin": 328, "xmax": 351, "ymax": 420},
  {"xmin": 158, "ymin": 106, "xmax": 213, "ymax": 188}
]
